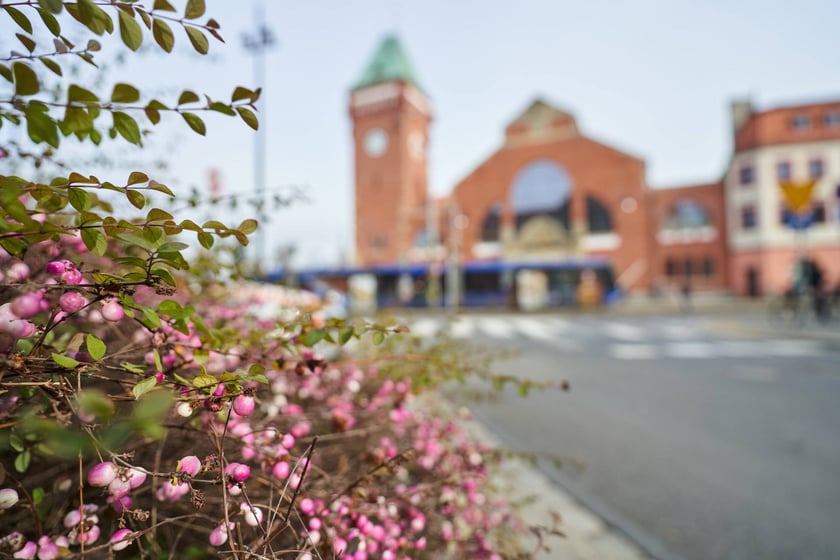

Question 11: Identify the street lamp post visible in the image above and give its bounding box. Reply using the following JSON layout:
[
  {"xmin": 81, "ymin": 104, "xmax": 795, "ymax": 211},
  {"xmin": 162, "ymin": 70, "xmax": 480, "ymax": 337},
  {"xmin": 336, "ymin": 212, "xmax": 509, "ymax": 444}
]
[
  {"xmin": 242, "ymin": 2, "xmax": 275, "ymax": 270},
  {"xmin": 446, "ymin": 203, "xmax": 468, "ymax": 310}
]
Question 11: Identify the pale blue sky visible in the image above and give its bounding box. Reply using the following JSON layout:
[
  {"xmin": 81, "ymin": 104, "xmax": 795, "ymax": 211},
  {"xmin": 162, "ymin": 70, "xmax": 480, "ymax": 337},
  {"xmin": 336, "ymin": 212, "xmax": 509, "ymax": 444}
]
[{"xmin": 42, "ymin": 1, "xmax": 840, "ymax": 268}]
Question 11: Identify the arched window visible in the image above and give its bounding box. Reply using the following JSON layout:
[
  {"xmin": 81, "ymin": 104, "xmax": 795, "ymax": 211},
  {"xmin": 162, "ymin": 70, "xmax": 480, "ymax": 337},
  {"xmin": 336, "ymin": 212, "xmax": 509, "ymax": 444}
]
[
  {"xmin": 481, "ymin": 203, "xmax": 502, "ymax": 242},
  {"xmin": 510, "ymin": 160, "xmax": 572, "ymax": 231},
  {"xmin": 664, "ymin": 199, "xmax": 711, "ymax": 230},
  {"xmin": 586, "ymin": 196, "xmax": 613, "ymax": 233}
]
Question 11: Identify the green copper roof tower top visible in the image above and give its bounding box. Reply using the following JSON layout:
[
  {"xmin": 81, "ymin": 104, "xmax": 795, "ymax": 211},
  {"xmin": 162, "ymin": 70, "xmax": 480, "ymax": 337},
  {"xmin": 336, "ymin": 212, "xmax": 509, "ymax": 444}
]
[{"xmin": 353, "ymin": 35, "xmax": 422, "ymax": 91}]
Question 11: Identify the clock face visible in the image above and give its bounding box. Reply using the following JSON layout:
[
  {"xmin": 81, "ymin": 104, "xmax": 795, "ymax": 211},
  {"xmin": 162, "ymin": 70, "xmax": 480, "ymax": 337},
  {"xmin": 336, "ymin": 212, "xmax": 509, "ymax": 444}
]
[
  {"xmin": 409, "ymin": 131, "xmax": 425, "ymax": 160},
  {"xmin": 364, "ymin": 128, "xmax": 389, "ymax": 157}
]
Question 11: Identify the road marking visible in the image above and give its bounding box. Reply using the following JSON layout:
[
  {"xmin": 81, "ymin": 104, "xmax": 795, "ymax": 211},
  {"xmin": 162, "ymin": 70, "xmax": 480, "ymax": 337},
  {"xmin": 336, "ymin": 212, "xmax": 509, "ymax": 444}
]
[
  {"xmin": 766, "ymin": 340, "xmax": 823, "ymax": 357},
  {"xmin": 451, "ymin": 318, "xmax": 476, "ymax": 338},
  {"xmin": 609, "ymin": 343, "xmax": 657, "ymax": 360},
  {"xmin": 659, "ymin": 323, "xmax": 697, "ymax": 340},
  {"xmin": 512, "ymin": 317, "xmax": 560, "ymax": 341},
  {"xmin": 665, "ymin": 341, "xmax": 718, "ymax": 359},
  {"xmin": 604, "ymin": 322, "xmax": 647, "ymax": 341},
  {"xmin": 718, "ymin": 341, "xmax": 762, "ymax": 358},
  {"xmin": 408, "ymin": 318, "xmax": 441, "ymax": 338},
  {"xmin": 478, "ymin": 317, "xmax": 516, "ymax": 338}
]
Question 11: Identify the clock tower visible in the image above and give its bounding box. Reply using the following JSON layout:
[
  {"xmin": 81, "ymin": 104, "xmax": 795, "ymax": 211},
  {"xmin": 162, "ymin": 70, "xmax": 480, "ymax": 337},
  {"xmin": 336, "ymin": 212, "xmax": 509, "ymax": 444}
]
[{"xmin": 349, "ymin": 35, "xmax": 431, "ymax": 266}]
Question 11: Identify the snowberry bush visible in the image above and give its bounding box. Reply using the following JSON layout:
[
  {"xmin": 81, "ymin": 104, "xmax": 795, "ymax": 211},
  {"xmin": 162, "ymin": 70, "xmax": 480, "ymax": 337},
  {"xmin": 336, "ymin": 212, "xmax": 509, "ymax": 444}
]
[{"xmin": 0, "ymin": 1, "xmax": 560, "ymax": 558}]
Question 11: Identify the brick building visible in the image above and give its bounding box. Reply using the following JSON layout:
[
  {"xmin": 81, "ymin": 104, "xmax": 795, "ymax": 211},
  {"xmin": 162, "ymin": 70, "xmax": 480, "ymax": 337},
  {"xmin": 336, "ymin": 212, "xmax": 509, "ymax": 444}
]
[{"xmin": 348, "ymin": 35, "xmax": 840, "ymax": 304}]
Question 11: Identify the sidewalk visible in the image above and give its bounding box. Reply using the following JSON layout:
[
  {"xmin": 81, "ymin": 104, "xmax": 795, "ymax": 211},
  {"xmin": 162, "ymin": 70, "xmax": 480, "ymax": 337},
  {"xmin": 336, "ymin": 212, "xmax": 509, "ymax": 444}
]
[{"xmin": 450, "ymin": 404, "xmax": 650, "ymax": 560}]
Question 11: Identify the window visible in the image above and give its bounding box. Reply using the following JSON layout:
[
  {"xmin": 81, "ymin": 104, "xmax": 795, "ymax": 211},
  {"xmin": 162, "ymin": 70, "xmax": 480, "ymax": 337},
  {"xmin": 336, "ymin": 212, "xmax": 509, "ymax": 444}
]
[
  {"xmin": 663, "ymin": 199, "xmax": 711, "ymax": 230},
  {"xmin": 739, "ymin": 165, "xmax": 754, "ymax": 186},
  {"xmin": 776, "ymin": 161, "xmax": 791, "ymax": 181},
  {"xmin": 510, "ymin": 160, "xmax": 572, "ymax": 231},
  {"xmin": 702, "ymin": 257, "xmax": 715, "ymax": 279},
  {"xmin": 480, "ymin": 203, "xmax": 502, "ymax": 242},
  {"xmin": 741, "ymin": 205, "xmax": 757, "ymax": 229},
  {"xmin": 370, "ymin": 234, "xmax": 387, "ymax": 249},
  {"xmin": 792, "ymin": 115, "xmax": 810, "ymax": 130},
  {"xmin": 586, "ymin": 196, "xmax": 613, "ymax": 233},
  {"xmin": 665, "ymin": 258, "xmax": 680, "ymax": 277},
  {"xmin": 684, "ymin": 258, "xmax": 694, "ymax": 277},
  {"xmin": 813, "ymin": 201, "xmax": 826, "ymax": 224},
  {"xmin": 809, "ymin": 158, "xmax": 824, "ymax": 179},
  {"xmin": 824, "ymin": 112, "xmax": 840, "ymax": 128}
]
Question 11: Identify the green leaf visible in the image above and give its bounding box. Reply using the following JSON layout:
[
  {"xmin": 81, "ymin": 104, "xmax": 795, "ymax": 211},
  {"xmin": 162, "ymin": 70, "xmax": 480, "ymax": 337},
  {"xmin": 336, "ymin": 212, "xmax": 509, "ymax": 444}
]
[
  {"xmin": 67, "ymin": 187, "xmax": 92, "ymax": 211},
  {"xmin": 4, "ymin": 6, "xmax": 33, "ymax": 34},
  {"xmin": 157, "ymin": 241, "xmax": 189, "ymax": 253},
  {"xmin": 12, "ymin": 62, "xmax": 39, "ymax": 96},
  {"xmin": 120, "ymin": 362, "xmax": 146, "ymax": 374},
  {"xmin": 117, "ymin": 9, "xmax": 143, "ymax": 51},
  {"xmin": 86, "ymin": 334, "xmax": 106, "ymax": 361},
  {"xmin": 80, "ymin": 228, "xmax": 107, "ymax": 256},
  {"xmin": 38, "ymin": 0, "xmax": 64, "ymax": 14},
  {"xmin": 192, "ymin": 374, "xmax": 217, "ymax": 389},
  {"xmin": 126, "ymin": 189, "xmax": 146, "ymax": 209},
  {"xmin": 231, "ymin": 86, "xmax": 254, "ymax": 102},
  {"xmin": 17, "ymin": 33, "xmax": 37, "ymax": 53},
  {"xmin": 209, "ymin": 102, "xmax": 236, "ymax": 116},
  {"xmin": 112, "ymin": 83, "xmax": 140, "ymax": 103},
  {"xmin": 157, "ymin": 299, "xmax": 183, "ymax": 317},
  {"xmin": 15, "ymin": 450, "xmax": 31, "ymax": 473},
  {"xmin": 39, "ymin": 57, "xmax": 62, "ymax": 76},
  {"xmin": 197, "ymin": 231, "xmax": 214, "ymax": 249},
  {"xmin": 77, "ymin": 390, "xmax": 114, "ymax": 419},
  {"xmin": 372, "ymin": 331, "xmax": 385, "ymax": 345},
  {"xmin": 0, "ymin": 64, "xmax": 12, "ymax": 83},
  {"xmin": 52, "ymin": 353, "xmax": 80, "ymax": 369},
  {"xmin": 177, "ymin": 90, "xmax": 200, "ymax": 105},
  {"xmin": 185, "ymin": 26, "xmax": 208, "ymax": 54},
  {"xmin": 152, "ymin": 18, "xmax": 174, "ymax": 52},
  {"xmin": 141, "ymin": 307, "xmax": 161, "ymax": 328},
  {"xmin": 37, "ymin": 8, "xmax": 61, "ymax": 35},
  {"xmin": 236, "ymin": 106, "xmax": 258, "ymax": 130},
  {"xmin": 32, "ymin": 488, "xmax": 45, "ymax": 505},
  {"xmin": 339, "ymin": 327, "xmax": 354, "ymax": 345},
  {"xmin": 24, "ymin": 103, "xmax": 58, "ymax": 147},
  {"xmin": 301, "ymin": 329, "xmax": 325, "ymax": 347},
  {"xmin": 113, "ymin": 111, "xmax": 142, "ymax": 145},
  {"xmin": 153, "ymin": 0, "xmax": 177, "ymax": 11},
  {"xmin": 132, "ymin": 376, "xmax": 158, "ymax": 399},
  {"xmin": 147, "ymin": 208, "xmax": 173, "ymax": 221},
  {"xmin": 68, "ymin": 84, "xmax": 98, "ymax": 103},
  {"xmin": 127, "ymin": 171, "xmax": 149, "ymax": 185},
  {"xmin": 9, "ymin": 434, "xmax": 24, "ymax": 453},
  {"xmin": 184, "ymin": 0, "xmax": 206, "ymax": 19},
  {"xmin": 181, "ymin": 112, "xmax": 206, "ymax": 135},
  {"xmin": 238, "ymin": 219, "xmax": 258, "ymax": 234}
]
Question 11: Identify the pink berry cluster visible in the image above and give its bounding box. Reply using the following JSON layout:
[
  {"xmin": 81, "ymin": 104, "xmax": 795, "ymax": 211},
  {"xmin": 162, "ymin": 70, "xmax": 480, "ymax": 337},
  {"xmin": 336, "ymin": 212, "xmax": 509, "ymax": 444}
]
[{"xmin": 0, "ymin": 236, "xmax": 537, "ymax": 558}]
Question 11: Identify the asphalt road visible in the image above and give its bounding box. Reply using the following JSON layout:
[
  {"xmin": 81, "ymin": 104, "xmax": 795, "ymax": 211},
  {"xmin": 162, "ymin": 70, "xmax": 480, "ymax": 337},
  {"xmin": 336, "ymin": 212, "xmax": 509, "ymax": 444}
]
[{"xmin": 408, "ymin": 311, "xmax": 840, "ymax": 560}]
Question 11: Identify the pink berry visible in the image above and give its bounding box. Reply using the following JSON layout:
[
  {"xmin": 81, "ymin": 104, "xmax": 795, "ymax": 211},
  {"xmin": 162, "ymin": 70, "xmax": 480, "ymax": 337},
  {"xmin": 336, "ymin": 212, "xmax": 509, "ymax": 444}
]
[
  {"xmin": 101, "ymin": 300, "xmax": 124, "ymax": 322},
  {"xmin": 232, "ymin": 395, "xmax": 255, "ymax": 417},
  {"xmin": 176, "ymin": 455, "xmax": 202, "ymax": 477},
  {"xmin": 59, "ymin": 292, "xmax": 87, "ymax": 313},
  {"xmin": 209, "ymin": 522, "xmax": 233, "ymax": 547},
  {"xmin": 10, "ymin": 292, "xmax": 42, "ymax": 319},
  {"xmin": 225, "ymin": 462, "xmax": 250, "ymax": 483},
  {"xmin": 110, "ymin": 529, "xmax": 133, "ymax": 551},
  {"xmin": 88, "ymin": 462, "xmax": 117, "ymax": 487}
]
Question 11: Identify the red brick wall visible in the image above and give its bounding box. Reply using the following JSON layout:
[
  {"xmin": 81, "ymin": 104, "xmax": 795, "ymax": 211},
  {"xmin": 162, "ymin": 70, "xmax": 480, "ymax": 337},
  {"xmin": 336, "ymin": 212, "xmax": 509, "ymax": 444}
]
[
  {"xmin": 735, "ymin": 102, "xmax": 840, "ymax": 152},
  {"xmin": 451, "ymin": 135, "xmax": 655, "ymax": 293},
  {"xmin": 351, "ymin": 83, "xmax": 431, "ymax": 266},
  {"xmin": 647, "ymin": 182, "xmax": 730, "ymax": 293}
]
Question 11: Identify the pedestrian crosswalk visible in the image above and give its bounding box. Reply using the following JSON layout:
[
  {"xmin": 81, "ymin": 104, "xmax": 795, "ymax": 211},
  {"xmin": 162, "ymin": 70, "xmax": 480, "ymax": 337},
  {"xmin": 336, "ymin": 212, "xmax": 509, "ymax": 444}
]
[{"xmin": 402, "ymin": 315, "xmax": 828, "ymax": 360}]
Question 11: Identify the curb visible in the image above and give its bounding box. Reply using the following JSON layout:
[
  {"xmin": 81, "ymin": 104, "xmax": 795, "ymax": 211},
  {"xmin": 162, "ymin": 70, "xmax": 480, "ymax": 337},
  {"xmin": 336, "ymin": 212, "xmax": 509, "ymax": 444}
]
[{"xmin": 449, "ymin": 403, "xmax": 650, "ymax": 560}]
